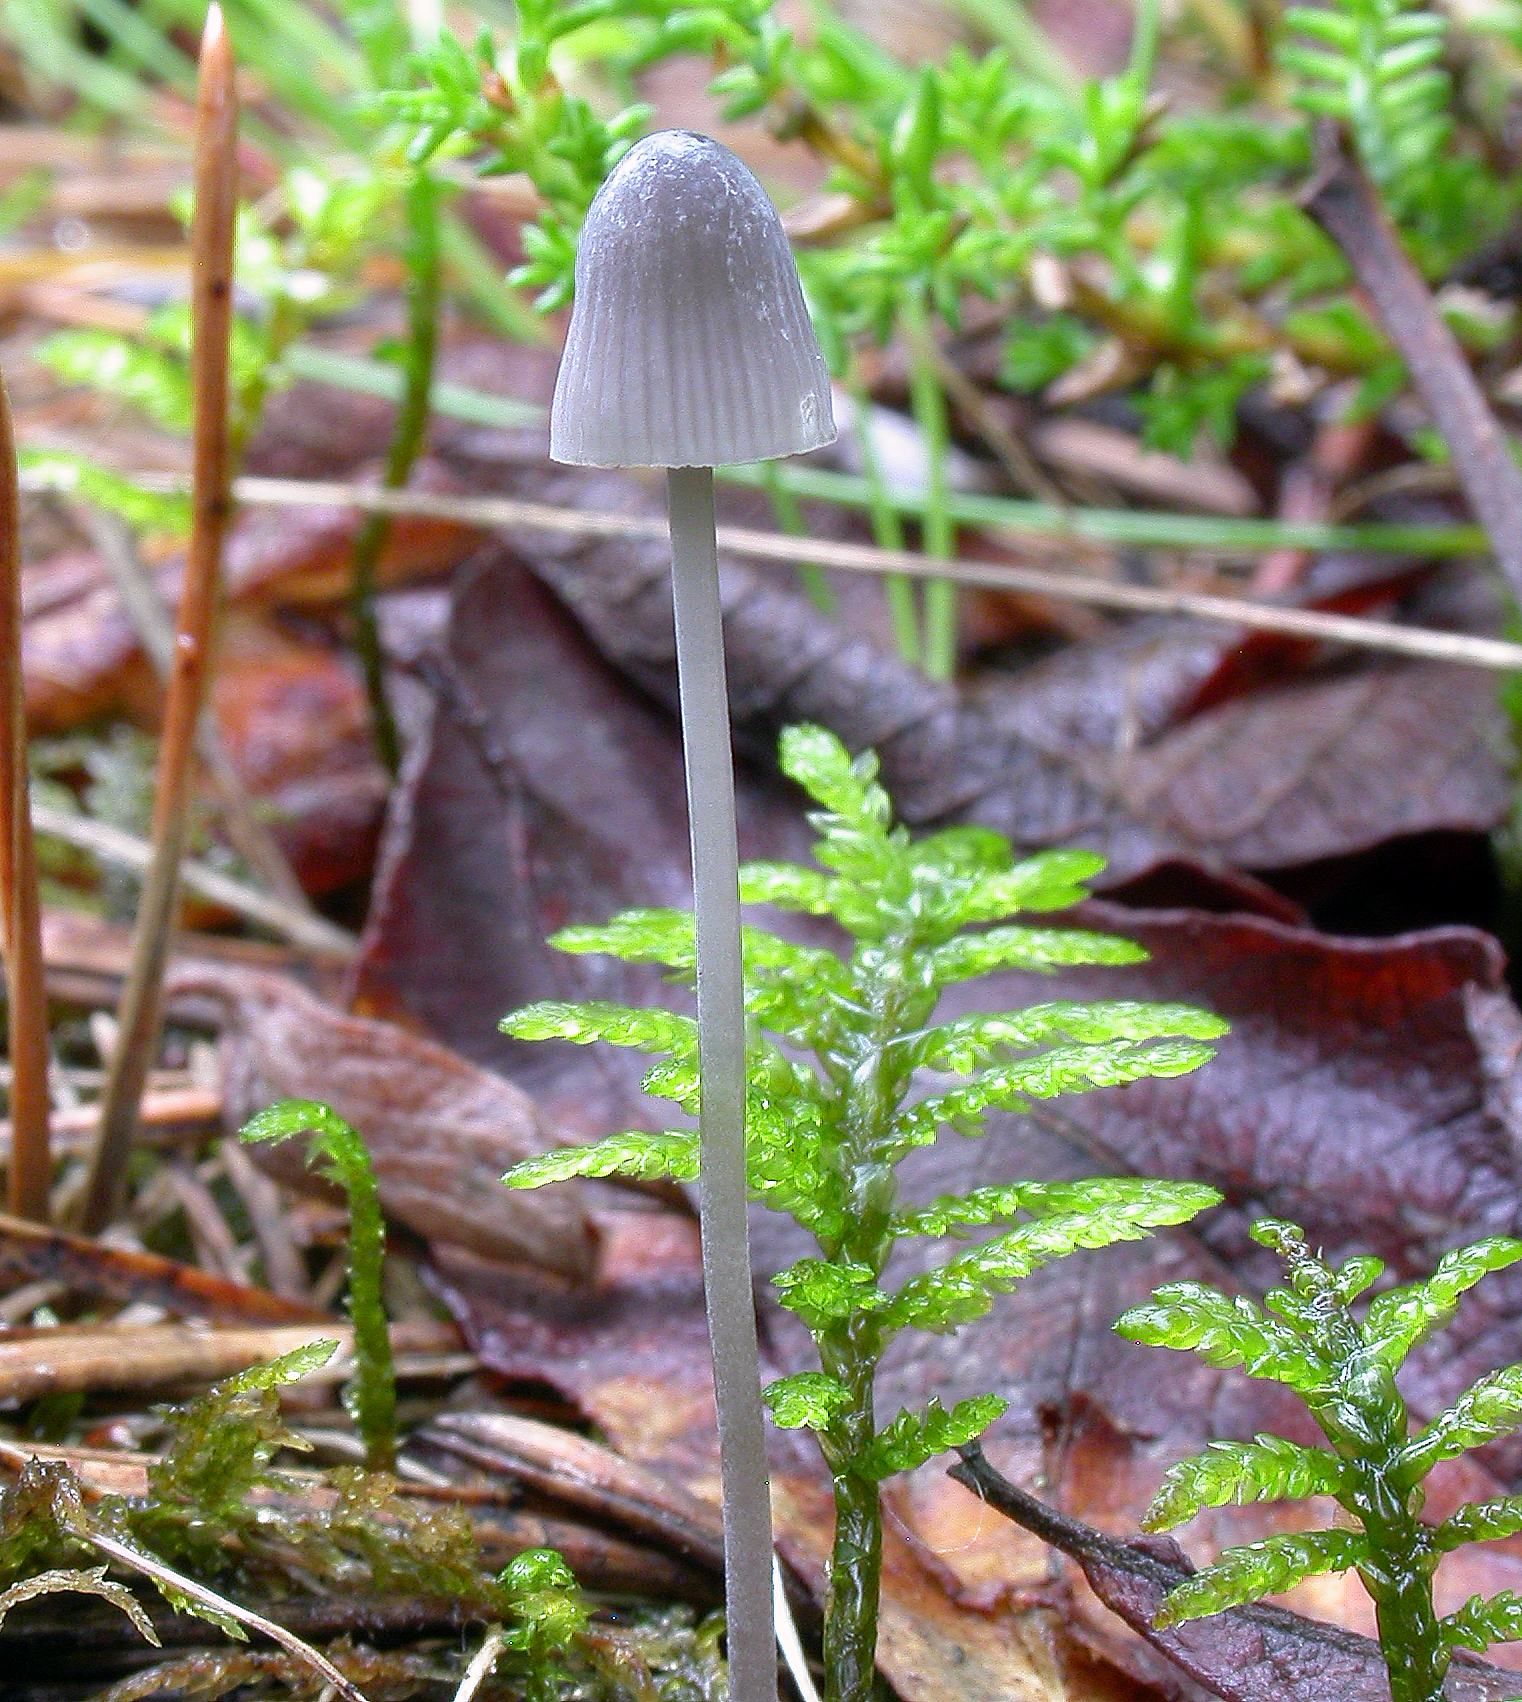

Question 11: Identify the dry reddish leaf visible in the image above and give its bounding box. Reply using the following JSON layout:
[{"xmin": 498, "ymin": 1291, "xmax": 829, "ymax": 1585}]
[
  {"xmin": 168, "ymin": 959, "xmax": 598, "ymax": 1278},
  {"xmin": 20, "ymin": 457, "xmax": 481, "ymax": 736},
  {"xmin": 22, "ymin": 571, "xmax": 153, "ymax": 732},
  {"xmin": 423, "ymin": 443, "xmax": 1507, "ymax": 881},
  {"xmin": 1107, "ymin": 664, "xmax": 1508, "ymax": 870},
  {"xmin": 357, "ymin": 549, "xmax": 818, "ymax": 1135},
  {"xmin": 222, "ymin": 457, "xmax": 483, "ymax": 605},
  {"xmin": 942, "ymin": 905, "xmax": 1522, "ymax": 1457},
  {"xmin": 210, "ymin": 613, "xmax": 386, "ymax": 895},
  {"xmin": 951, "ymin": 905, "xmax": 1515, "ymax": 1280}
]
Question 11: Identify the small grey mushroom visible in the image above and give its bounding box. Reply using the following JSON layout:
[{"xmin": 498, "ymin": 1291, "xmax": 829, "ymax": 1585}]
[
  {"xmin": 549, "ymin": 130, "xmax": 835, "ymax": 1702},
  {"xmin": 550, "ymin": 129, "xmax": 835, "ymax": 470}
]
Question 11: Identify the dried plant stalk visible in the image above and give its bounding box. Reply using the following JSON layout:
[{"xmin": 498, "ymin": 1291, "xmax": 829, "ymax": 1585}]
[
  {"xmin": 0, "ymin": 377, "xmax": 51, "ymax": 1222},
  {"xmin": 80, "ymin": 5, "xmax": 237, "ymax": 1233},
  {"xmin": 225, "ymin": 476, "xmax": 1522, "ymax": 674}
]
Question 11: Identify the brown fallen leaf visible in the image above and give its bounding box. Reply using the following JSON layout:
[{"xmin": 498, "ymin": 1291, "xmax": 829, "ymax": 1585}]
[
  {"xmin": 18, "ymin": 451, "xmax": 480, "ymax": 739},
  {"xmin": 432, "ymin": 430, "xmax": 1508, "ymax": 880},
  {"xmin": 941, "ymin": 903, "xmax": 1522, "ymax": 1468},
  {"xmin": 357, "ymin": 549, "xmax": 819, "ymax": 1133},
  {"xmin": 210, "ymin": 612, "xmax": 387, "ymax": 895},
  {"xmin": 170, "ymin": 958, "xmax": 599, "ymax": 1278},
  {"xmin": 222, "ymin": 457, "xmax": 483, "ymax": 605},
  {"xmin": 22, "ymin": 571, "xmax": 153, "ymax": 732}
]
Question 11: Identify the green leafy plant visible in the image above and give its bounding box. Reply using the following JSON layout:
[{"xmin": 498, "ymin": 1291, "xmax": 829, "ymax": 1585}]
[
  {"xmin": 240, "ymin": 1101, "xmax": 396, "ymax": 1472},
  {"xmin": 34, "ymin": 0, "xmax": 1522, "ymax": 683},
  {"xmin": 1116, "ymin": 1217, "xmax": 1522, "ymax": 1702},
  {"xmin": 384, "ymin": 0, "xmax": 1515, "ymax": 675},
  {"xmin": 1280, "ymin": 0, "xmax": 1485, "ymax": 255},
  {"xmin": 0, "ymin": 1345, "xmax": 607, "ymax": 1698},
  {"xmin": 502, "ymin": 723, "xmax": 1226, "ymax": 1702}
]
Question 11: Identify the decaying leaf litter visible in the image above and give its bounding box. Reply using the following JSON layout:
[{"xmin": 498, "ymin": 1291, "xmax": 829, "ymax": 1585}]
[{"xmin": 12, "ymin": 0, "xmax": 1522, "ymax": 1696}]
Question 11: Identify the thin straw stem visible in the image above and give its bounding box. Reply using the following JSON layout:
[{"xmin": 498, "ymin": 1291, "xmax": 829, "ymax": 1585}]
[
  {"xmin": 81, "ymin": 1526, "xmax": 367, "ymax": 1702},
  {"xmin": 0, "ymin": 377, "xmax": 51, "ymax": 1222},
  {"xmin": 216, "ymin": 477, "xmax": 1522, "ymax": 674},
  {"xmin": 666, "ymin": 465, "xmax": 776, "ymax": 1702},
  {"xmin": 80, "ymin": 4, "xmax": 236, "ymax": 1234}
]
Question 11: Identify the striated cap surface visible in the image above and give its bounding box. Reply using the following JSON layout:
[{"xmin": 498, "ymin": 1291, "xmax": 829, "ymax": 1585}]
[{"xmin": 550, "ymin": 130, "xmax": 836, "ymax": 468}]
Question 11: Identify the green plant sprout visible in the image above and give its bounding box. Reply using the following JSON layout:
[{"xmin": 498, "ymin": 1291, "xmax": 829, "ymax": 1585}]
[
  {"xmin": 501, "ymin": 723, "xmax": 1226, "ymax": 1702},
  {"xmin": 1116, "ymin": 1218, "xmax": 1522, "ymax": 1702},
  {"xmin": 239, "ymin": 1100, "xmax": 396, "ymax": 1472}
]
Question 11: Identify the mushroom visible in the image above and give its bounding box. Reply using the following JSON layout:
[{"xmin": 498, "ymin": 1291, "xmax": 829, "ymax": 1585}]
[{"xmin": 550, "ymin": 129, "xmax": 835, "ymax": 1702}]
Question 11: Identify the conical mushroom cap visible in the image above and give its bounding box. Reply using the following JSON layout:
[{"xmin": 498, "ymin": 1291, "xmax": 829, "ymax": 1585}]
[{"xmin": 550, "ymin": 131, "xmax": 836, "ymax": 469}]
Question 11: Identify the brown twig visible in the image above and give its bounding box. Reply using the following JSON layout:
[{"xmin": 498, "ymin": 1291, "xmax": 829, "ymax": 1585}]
[
  {"xmin": 79, "ymin": 6, "xmax": 237, "ymax": 1234},
  {"xmin": 0, "ymin": 376, "xmax": 51, "ymax": 1223},
  {"xmin": 948, "ymin": 1443, "xmax": 1519, "ymax": 1702},
  {"xmin": 231, "ymin": 475, "xmax": 1522, "ymax": 673},
  {"xmin": 1301, "ymin": 120, "xmax": 1522, "ymax": 609}
]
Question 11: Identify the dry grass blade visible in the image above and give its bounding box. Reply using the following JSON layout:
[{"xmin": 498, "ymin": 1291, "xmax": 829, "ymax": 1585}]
[
  {"xmin": 450, "ymin": 1625, "xmax": 507, "ymax": 1702},
  {"xmin": 80, "ymin": 6, "xmax": 239, "ymax": 1233},
  {"xmin": 29, "ymin": 805, "xmax": 356, "ymax": 961},
  {"xmin": 80, "ymin": 1528, "xmax": 370, "ymax": 1702},
  {"xmin": 0, "ymin": 375, "xmax": 51, "ymax": 1223}
]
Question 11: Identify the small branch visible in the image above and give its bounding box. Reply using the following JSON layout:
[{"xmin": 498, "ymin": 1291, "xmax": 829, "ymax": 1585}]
[
  {"xmin": 948, "ymin": 1444, "xmax": 1519, "ymax": 1702},
  {"xmin": 1301, "ymin": 121, "xmax": 1522, "ymax": 610},
  {"xmin": 226, "ymin": 476, "xmax": 1522, "ymax": 674},
  {"xmin": 80, "ymin": 6, "xmax": 238, "ymax": 1234},
  {"xmin": 0, "ymin": 376, "xmax": 51, "ymax": 1222}
]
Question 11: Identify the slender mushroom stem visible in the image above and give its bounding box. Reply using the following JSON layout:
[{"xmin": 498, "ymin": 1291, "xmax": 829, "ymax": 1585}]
[
  {"xmin": 79, "ymin": 4, "xmax": 236, "ymax": 1234},
  {"xmin": 0, "ymin": 377, "xmax": 52, "ymax": 1223},
  {"xmin": 667, "ymin": 464, "xmax": 776, "ymax": 1702}
]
